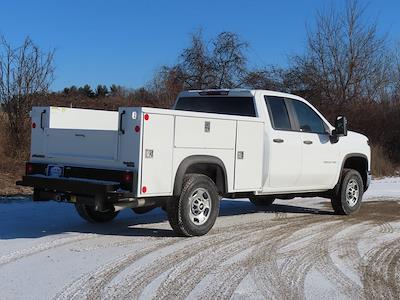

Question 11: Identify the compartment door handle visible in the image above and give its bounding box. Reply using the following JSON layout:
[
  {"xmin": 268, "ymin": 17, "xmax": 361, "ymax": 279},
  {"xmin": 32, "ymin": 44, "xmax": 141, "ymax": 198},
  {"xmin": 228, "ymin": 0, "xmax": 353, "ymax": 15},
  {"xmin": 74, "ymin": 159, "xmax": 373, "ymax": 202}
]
[
  {"xmin": 119, "ymin": 110, "xmax": 126, "ymax": 134},
  {"xmin": 273, "ymin": 138, "xmax": 284, "ymax": 143}
]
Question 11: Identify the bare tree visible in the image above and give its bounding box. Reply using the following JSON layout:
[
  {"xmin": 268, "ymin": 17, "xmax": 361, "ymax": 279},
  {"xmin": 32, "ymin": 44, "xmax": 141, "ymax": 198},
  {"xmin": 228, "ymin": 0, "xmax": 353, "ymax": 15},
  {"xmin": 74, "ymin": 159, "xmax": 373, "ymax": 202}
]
[
  {"xmin": 177, "ymin": 31, "xmax": 248, "ymax": 89},
  {"xmin": 242, "ymin": 66, "xmax": 286, "ymax": 91},
  {"xmin": 290, "ymin": 0, "xmax": 392, "ymax": 105},
  {"xmin": 211, "ymin": 32, "xmax": 248, "ymax": 88},
  {"xmin": 0, "ymin": 36, "xmax": 55, "ymax": 157},
  {"xmin": 150, "ymin": 65, "xmax": 185, "ymax": 107},
  {"xmin": 179, "ymin": 31, "xmax": 214, "ymax": 89},
  {"xmin": 394, "ymin": 43, "xmax": 400, "ymax": 98}
]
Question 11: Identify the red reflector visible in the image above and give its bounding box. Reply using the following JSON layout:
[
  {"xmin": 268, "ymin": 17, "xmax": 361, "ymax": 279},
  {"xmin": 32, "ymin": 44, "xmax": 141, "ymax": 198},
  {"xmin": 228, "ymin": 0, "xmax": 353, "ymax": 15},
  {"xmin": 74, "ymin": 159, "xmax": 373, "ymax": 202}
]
[
  {"xmin": 123, "ymin": 172, "xmax": 132, "ymax": 183},
  {"xmin": 32, "ymin": 122, "xmax": 36, "ymax": 129},
  {"xmin": 144, "ymin": 114, "xmax": 149, "ymax": 121},
  {"xmin": 134, "ymin": 125, "xmax": 140, "ymax": 132},
  {"xmin": 142, "ymin": 186, "xmax": 147, "ymax": 193},
  {"xmin": 26, "ymin": 163, "xmax": 33, "ymax": 174}
]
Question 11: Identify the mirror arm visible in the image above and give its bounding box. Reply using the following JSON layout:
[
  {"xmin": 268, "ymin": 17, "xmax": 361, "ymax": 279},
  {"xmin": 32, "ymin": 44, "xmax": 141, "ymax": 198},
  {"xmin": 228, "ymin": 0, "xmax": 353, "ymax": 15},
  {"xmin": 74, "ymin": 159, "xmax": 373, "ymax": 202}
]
[{"xmin": 330, "ymin": 129, "xmax": 339, "ymax": 143}]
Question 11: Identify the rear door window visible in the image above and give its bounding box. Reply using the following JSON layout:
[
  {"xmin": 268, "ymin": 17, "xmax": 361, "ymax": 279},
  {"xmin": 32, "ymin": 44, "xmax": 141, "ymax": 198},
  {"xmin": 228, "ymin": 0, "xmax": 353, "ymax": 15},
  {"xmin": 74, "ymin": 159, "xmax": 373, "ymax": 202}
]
[
  {"xmin": 265, "ymin": 96, "xmax": 292, "ymax": 130},
  {"xmin": 174, "ymin": 96, "xmax": 256, "ymax": 117}
]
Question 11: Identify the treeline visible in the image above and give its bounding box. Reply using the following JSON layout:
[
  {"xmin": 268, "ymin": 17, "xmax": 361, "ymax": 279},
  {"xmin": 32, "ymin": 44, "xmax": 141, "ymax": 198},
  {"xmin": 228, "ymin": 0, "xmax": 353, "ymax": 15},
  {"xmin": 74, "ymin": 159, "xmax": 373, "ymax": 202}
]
[{"xmin": 0, "ymin": 0, "xmax": 399, "ymax": 175}]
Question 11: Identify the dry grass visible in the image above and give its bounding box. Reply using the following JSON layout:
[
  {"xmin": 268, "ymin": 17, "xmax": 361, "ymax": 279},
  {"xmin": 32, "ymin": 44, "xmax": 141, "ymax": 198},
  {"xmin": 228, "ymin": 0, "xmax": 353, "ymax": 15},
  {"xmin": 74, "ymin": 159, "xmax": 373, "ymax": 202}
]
[
  {"xmin": 371, "ymin": 144, "xmax": 397, "ymax": 178},
  {"xmin": 0, "ymin": 116, "xmax": 31, "ymax": 196}
]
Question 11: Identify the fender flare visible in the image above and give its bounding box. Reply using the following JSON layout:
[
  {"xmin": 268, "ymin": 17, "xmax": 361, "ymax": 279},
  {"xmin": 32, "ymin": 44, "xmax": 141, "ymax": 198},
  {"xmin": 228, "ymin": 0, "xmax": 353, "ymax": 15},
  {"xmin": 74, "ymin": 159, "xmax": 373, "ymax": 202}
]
[
  {"xmin": 173, "ymin": 155, "xmax": 228, "ymax": 196},
  {"xmin": 333, "ymin": 153, "xmax": 369, "ymax": 194}
]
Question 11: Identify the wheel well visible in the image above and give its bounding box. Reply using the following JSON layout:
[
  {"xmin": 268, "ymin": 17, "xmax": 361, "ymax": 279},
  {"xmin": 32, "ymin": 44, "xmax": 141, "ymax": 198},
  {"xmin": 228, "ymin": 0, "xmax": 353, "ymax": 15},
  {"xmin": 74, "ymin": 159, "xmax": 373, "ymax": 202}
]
[
  {"xmin": 343, "ymin": 156, "xmax": 368, "ymax": 188},
  {"xmin": 173, "ymin": 156, "xmax": 227, "ymax": 196},
  {"xmin": 185, "ymin": 163, "xmax": 225, "ymax": 193}
]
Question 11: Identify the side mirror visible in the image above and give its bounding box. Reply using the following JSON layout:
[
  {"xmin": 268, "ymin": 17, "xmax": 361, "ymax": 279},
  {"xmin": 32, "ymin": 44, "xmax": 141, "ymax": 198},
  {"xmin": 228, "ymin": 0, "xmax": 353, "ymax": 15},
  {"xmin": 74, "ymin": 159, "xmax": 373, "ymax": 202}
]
[{"xmin": 333, "ymin": 116, "xmax": 348, "ymax": 137}]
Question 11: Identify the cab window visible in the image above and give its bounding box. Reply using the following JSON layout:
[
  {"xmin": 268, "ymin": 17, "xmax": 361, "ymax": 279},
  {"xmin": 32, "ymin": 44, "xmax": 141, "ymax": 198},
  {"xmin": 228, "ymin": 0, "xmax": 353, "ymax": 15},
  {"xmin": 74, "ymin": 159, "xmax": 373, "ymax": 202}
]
[
  {"xmin": 175, "ymin": 96, "xmax": 256, "ymax": 117},
  {"xmin": 265, "ymin": 96, "xmax": 292, "ymax": 130},
  {"xmin": 290, "ymin": 99, "xmax": 327, "ymax": 133}
]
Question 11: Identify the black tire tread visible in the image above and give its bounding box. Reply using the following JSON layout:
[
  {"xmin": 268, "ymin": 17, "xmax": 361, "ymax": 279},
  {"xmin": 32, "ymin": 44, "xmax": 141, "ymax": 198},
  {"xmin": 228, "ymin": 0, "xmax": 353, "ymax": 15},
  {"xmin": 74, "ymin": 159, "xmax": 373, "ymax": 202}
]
[
  {"xmin": 167, "ymin": 174, "xmax": 219, "ymax": 237},
  {"xmin": 331, "ymin": 168, "xmax": 363, "ymax": 215},
  {"xmin": 75, "ymin": 203, "xmax": 119, "ymax": 223}
]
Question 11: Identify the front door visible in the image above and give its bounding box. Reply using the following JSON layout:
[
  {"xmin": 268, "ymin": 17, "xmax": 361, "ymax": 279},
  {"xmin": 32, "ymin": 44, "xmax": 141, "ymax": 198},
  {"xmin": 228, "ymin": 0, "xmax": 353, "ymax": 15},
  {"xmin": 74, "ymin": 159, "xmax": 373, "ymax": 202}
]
[{"xmin": 289, "ymin": 99, "xmax": 339, "ymax": 188}]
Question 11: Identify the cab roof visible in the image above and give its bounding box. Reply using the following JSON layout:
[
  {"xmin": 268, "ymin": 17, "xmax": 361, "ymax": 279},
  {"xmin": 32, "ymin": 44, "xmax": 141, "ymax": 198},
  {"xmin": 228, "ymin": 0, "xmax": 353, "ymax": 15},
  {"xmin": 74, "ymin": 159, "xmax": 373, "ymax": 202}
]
[{"xmin": 178, "ymin": 89, "xmax": 306, "ymax": 102}]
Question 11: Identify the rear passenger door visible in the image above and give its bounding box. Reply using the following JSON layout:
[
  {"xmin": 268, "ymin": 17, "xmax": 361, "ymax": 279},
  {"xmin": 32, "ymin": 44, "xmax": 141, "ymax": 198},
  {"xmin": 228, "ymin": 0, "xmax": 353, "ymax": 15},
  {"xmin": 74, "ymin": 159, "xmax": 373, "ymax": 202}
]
[
  {"xmin": 265, "ymin": 96, "xmax": 302, "ymax": 188},
  {"xmin": 288, "ymin": 99, "xmax": 339, "ymax": 188}
]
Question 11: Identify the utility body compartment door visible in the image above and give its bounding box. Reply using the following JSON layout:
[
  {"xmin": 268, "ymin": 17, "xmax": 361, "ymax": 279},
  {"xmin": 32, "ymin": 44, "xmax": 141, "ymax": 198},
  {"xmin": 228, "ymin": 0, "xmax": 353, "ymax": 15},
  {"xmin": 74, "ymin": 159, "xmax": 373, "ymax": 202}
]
[
  {"xmin": 234, "ymin": 121, "xmax": 264, "ymax": 190},
  {"xmin": 174, "ymin": 116, "xmax": 236, "ymax": 149},
  {"xmin": 140, "ymin": 112, "xmax": 174, "ymax": 196}
]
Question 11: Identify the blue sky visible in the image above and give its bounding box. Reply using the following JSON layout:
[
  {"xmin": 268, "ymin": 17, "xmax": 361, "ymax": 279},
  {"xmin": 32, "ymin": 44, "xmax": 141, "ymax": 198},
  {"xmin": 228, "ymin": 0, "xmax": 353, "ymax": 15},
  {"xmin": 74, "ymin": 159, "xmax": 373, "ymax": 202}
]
[{"xmin": 1, "ymin": 0, "xmax": 399, "ymax": 91}]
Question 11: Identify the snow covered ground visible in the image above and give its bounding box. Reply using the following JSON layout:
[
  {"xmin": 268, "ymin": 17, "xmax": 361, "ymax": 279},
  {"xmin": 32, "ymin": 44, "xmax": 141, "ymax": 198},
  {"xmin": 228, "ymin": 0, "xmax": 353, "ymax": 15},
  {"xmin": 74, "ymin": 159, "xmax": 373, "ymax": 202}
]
[{"xmin": 0, "ymin": 178, "xmax": 399, "ymax": 299}]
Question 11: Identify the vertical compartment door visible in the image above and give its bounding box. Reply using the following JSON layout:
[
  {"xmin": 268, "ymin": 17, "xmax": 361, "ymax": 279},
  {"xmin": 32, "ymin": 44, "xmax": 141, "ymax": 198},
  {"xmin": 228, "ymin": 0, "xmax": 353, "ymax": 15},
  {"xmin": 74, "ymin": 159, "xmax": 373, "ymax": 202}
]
[
  {"xmin": 234, "ymin": 121, "xmax": 264, "ymax": 191},
  {"xmin": 140, "ymin": 113, "xmax": 174, "ymax": 196}
]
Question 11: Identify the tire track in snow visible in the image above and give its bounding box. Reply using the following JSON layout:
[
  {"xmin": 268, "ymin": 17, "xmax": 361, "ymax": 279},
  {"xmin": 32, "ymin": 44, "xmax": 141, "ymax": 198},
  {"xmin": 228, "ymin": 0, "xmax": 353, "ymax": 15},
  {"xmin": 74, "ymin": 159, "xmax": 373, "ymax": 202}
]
[
  {"xmin": 100, "ymin": 219, "xmax": 296, "ymax": 299},
  {"xmin": 55, "ymin": 219, "xmax": 273, "ymax": 300},
  {"xmin": 0, "ymin": 233, "xmax": 98, "ymax": 266},
  {"xmin": 155, "ymin": 216, "xmax": 328, "ymax": 300},
  {"xmin": 362, "ymin": 238, "xmax": 400, "ymax": 299},
  {"xmin": 54, "ymin": 237, "xmax": 180, "ymax": 300}
]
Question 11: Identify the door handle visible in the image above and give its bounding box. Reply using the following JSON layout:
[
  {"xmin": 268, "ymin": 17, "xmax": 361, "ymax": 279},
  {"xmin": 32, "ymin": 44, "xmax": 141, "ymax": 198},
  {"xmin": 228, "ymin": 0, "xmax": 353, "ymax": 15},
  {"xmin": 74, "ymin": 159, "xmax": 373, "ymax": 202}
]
[
  {"xmin": 303, "ymin": 140, "xmax": 313, "ymax": 145},
  {"xmin": 273, "ymin": 138, "xmax": 284, "ymax": 143}
]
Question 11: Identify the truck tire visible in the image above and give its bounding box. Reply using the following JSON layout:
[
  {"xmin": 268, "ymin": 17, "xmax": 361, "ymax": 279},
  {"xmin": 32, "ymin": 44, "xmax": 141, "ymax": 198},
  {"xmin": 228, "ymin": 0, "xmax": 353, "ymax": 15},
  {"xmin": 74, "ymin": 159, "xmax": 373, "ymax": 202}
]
[
  {"xmin": 249, "ymin": 197, "xmax": 275, "ymax": 207},
  {"xmin": 75, "ymin": 203, "xmax": 119, "ymax": 223},
  {"xmin": 167, "ymin": 174, "xmax": 220, "ymax": 237},
  {"xmin": 331, "ymin": 168, "xmax": 364, "ymax": 215},
  {"xmin": 32, "ymin": 188, "xmax": 43, "ymax": 201}
]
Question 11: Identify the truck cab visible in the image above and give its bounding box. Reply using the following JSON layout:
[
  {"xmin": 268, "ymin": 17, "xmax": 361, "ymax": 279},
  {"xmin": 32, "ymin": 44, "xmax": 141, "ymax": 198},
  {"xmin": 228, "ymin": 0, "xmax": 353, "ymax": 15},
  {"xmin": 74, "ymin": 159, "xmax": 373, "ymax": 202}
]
[
  {"xmin": 18, "ymin": 89, "xmax": 371, "ymax": 236},
  {"xmin": 174, "ymin": 89, "xmax": 370, "ymax": 194}
]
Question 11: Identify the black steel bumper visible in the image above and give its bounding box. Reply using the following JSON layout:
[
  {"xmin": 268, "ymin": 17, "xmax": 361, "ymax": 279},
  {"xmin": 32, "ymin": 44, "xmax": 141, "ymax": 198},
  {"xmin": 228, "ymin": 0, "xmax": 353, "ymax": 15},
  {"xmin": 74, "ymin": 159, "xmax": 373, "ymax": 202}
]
[{"xmin": 17, "ymin": 175, "xmax": 121, "ymax": 194}]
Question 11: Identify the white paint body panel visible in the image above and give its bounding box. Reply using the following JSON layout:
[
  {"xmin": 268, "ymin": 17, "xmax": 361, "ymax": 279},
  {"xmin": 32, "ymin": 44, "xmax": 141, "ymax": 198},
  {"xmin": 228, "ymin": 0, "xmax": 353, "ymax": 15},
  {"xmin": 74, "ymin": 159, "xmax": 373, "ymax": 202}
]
[
  {"xmin": 48, "ymin": 107, "xmax": 118, "ymax": 130},
  {"xmin": 175, "ymin": 117, "xmax": 236, "ymax": 149},
  {"xmin": 234, "ymin": 121, "xmax": 264, "ymax": 190},
  {"xmin": 140, "ymin": 113, "xmax": 174, "ymax": 196}
]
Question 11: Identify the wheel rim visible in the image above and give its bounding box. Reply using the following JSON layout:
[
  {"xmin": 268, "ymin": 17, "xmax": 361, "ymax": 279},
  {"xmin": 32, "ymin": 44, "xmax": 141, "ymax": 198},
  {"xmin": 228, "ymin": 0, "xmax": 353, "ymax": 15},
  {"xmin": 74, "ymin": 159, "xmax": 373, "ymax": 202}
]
[
  {"xmin": 188, "ymin": 188, "xmax": 211, "ymax": 225},
  {"xmin": 345, "ymin": 179, "xmax": 359, "ymax": 207}
]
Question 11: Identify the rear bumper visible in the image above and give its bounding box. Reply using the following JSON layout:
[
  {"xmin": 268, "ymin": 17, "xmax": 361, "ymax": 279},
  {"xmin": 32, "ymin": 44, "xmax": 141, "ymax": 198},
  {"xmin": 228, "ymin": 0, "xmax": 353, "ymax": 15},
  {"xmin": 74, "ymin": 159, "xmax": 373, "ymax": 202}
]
[
  {"xmin": 17, "ymin": 175, "xmax": 120, "ymax": 195},
  {"xmin": 16, "ymin": 174, "xmax": 166, "ymax": 211}
]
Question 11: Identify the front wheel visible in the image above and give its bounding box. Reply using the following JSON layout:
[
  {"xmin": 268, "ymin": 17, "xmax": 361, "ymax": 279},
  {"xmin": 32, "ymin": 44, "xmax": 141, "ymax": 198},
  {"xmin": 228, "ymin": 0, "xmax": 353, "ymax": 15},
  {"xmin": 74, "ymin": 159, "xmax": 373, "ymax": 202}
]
[
  {"xmin": 166, "ymin": 174, "xmax": 220, "ymax": 237},
  {"xmin": 331, "ymin": 169, "xmax": 364, "ymax": 215},
  {"xmin": 75, "ymin": 203, "xmax": 119, "ymax": 223}
]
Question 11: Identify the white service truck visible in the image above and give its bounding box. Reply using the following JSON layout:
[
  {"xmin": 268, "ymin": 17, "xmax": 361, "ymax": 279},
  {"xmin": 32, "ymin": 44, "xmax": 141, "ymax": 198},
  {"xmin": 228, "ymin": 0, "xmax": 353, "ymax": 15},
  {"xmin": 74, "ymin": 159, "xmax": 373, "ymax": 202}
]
[{"xmin": 17, "ymin": 89, "xmax": 371, "ymax": 236}]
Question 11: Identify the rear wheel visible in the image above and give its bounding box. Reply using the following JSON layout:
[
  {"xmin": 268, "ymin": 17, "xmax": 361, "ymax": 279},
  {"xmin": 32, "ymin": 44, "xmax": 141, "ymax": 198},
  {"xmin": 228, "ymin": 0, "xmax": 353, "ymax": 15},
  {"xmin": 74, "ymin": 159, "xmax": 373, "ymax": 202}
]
[
  {"xmin": 75, "ymin": 203, "xmax": 119, "ymax": 223},
  {"xmin": 249, "ymin": 196, "xmax": 275, "ymax": 207},
  {"xmin": 167, "ymin": 174, "xmax": 220, "ymax": 237},
  {"xmin": 32, "ymin": 188, "xmax": 43, "ymax": 201},
  {"xmin": 331, "ymin": 168, "xmax": 364, "ymax": 215}
]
